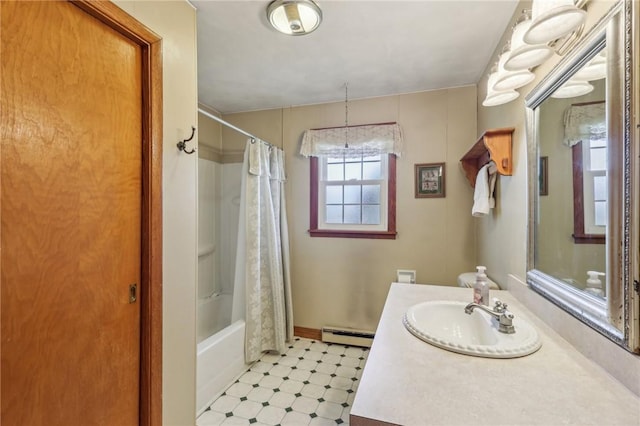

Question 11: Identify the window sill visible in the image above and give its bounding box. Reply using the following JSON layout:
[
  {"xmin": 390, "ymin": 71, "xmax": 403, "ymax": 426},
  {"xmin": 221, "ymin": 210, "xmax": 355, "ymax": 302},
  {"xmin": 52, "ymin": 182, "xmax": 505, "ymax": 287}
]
[
  {"xmin": 573, "ymin": 233, "xmax": 605, "ymax": 244},
  {"xmin": 309, "ymin": 229, "xmax": 397, "ymax": 240}
]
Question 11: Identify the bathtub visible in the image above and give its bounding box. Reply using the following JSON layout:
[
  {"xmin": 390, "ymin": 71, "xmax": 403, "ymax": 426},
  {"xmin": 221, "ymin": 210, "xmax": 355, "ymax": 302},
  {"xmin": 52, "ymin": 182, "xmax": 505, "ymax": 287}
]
[{"xmin": 196, "ymin": 320, "xmax": 250, "ymax": 415}]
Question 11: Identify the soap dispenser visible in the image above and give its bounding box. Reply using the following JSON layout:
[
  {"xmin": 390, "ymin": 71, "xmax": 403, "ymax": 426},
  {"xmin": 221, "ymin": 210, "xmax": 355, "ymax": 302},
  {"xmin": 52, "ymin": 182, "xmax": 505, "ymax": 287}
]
[
  {"xmin": 585, "ymin": 271, "xmax": 605, "ymax": 296},
  {"xmin": 473, "ymin": 266, "xmax": 490, "ymax": 305}
]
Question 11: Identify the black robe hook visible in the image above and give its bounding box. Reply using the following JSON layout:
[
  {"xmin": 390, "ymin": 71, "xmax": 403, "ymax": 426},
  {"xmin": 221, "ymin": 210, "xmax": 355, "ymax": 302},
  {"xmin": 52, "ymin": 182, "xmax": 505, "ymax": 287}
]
[{"xmin": 177, "ymin": 126, "xmax": 196, "ymax": 154}]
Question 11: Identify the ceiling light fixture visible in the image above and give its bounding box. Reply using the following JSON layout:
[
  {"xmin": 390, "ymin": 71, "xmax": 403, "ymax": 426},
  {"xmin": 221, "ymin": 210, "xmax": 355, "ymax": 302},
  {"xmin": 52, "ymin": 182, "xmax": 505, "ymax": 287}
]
[
  {"xmin": 267, "ymin": 0, "xmax": 322, "ymax": 36},
  {"xmin": 524, "ymin": 0, "xmax": 586, "ymax": 45}
]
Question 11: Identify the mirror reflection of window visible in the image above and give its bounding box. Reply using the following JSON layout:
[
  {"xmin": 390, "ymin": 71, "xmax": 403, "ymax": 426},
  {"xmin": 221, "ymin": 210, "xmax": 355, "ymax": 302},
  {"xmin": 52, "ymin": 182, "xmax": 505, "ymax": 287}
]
[
  {"xmin": 536, "ymin": 66, "xmax": 606, "ymax": 293},
  {"xmin": 586, "ymin": 136, "xmax": 607, "ymax": 228},
  {"xmin": 566, "ymin": 100, "xmax": 607, "ymax": 243}
]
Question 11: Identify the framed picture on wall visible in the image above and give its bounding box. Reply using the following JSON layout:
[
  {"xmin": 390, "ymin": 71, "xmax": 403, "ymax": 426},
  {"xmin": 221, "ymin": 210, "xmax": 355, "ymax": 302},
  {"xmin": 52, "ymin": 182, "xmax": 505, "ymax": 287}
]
[{"xmin": 414, "ymin": 162, "xmax": 445, "ymax": 198}]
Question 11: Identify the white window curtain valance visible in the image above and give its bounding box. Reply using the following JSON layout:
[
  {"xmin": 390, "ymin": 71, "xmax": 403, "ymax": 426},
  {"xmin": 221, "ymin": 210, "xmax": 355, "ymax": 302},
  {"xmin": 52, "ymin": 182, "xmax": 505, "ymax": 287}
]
[
  {"xmin": 300, "ymin": 123, "xmax": 403, "ymax": 159},
  {"xmin": 563, "ymin": 102, "xmax": 606, "ymax": 147}
]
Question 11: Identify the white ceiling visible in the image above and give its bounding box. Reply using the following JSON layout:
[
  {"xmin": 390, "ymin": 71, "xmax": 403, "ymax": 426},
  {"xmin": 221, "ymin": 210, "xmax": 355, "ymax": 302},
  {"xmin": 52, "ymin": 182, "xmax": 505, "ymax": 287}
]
[{"xmin": 193, "ymin": 1, "xmax": 519, "ymax": 114}]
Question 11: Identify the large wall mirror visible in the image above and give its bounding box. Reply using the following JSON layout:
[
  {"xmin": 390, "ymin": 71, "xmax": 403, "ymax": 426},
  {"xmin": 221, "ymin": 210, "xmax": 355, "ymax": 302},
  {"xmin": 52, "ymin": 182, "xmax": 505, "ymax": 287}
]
[{"xmin": 525, "ymin": 0, "xmax": 638, "ymax": 352}]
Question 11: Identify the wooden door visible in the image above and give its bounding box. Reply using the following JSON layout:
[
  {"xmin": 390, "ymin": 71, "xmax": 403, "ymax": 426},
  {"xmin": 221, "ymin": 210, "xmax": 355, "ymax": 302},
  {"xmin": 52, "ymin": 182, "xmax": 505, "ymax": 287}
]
[{"xmin": 0, "ymin": 2, "xmax": 162, "ymax": 425}]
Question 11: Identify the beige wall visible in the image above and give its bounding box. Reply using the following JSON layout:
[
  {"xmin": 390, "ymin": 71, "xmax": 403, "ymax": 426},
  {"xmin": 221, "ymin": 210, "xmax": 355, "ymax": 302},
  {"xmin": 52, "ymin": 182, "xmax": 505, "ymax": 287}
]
[
  {"xmin": 112, "ymin": 2, "xmax": 198, "ymax": 425},
  {"xmin": 197, "ymin": 109, "xmax": 223, "ymax": 162},
  {"xmin": 213, "ymin": 87, "xmax": 479, "ymax": 332},
  {"xmin": 198, "ymin": 111, "xmax": 222, "ymax": 149}
]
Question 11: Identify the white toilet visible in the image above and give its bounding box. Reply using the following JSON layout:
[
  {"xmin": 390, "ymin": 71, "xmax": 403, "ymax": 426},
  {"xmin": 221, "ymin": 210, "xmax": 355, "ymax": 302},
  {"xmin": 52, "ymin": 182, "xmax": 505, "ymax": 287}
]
[{"xmin": 457, "ymin": 272, "xmax": 500, "ymax": 290}]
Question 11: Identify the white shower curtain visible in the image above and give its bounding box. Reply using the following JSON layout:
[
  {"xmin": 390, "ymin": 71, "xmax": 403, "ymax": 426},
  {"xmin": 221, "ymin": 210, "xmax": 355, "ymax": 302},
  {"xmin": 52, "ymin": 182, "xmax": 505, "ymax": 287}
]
[{"xmin": 234, "ymin": 139, "xmax": 293, "ymax": 363}]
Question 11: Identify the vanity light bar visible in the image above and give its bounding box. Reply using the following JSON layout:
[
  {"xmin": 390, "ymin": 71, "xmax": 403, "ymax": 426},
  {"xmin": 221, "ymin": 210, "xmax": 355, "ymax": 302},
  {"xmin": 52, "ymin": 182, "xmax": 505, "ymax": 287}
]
[{"xmin": 485, "ymin": 1, "xmax": 589, "ymax": 107}]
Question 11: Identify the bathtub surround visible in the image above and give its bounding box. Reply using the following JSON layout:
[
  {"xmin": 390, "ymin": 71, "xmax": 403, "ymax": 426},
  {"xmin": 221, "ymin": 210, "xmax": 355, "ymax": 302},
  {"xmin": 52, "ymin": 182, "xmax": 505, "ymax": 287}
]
[
  {"xmin": 197, "ymin": 337, "xmax": 368, "ymax": 426},
  {"xmin": 197, "ymin": 294, "xmax": 233, "ymax": 344},
  {"xmin": 197, "ymin": 156, "xmax": 243, "ymax": 343},
  {"xmin": 197, "ymin": 157, "xmax": 225, "ymax": 343},
  {"xmin": 197, "ymin": 115, "xmax": 249, "ymax": 413}
]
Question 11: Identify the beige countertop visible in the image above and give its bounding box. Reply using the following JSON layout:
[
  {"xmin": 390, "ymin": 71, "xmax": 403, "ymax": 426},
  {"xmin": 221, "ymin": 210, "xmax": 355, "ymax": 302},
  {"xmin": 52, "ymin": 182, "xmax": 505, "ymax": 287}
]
[{"xmin": 350, "ymin": 283, "xmax": 640, "ymax": 426}]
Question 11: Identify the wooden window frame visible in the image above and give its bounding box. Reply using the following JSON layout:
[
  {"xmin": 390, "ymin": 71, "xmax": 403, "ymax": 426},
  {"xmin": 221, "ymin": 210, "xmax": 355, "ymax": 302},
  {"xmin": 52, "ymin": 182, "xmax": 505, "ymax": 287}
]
[
  {"xmin": 572, "ymin": 142, "xmax": 605, "ymax": 244},
  {"xmin": 309, "ymin": 154, "xmax": 397, "ymax": 239}
]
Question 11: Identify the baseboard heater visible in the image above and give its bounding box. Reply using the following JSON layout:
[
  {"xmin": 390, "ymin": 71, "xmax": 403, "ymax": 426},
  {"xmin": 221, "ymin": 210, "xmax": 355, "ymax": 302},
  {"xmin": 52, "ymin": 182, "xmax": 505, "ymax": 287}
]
[{"xmin": 321, "ymin": 326, "xmax": 375, "ymax": 348}]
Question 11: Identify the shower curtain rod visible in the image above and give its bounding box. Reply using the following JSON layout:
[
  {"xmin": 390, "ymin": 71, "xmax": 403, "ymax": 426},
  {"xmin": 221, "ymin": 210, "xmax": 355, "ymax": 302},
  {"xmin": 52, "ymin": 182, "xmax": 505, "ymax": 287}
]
[{"xmin": 198, "ymin": 108, "xmax": 274, "ymax": 148}]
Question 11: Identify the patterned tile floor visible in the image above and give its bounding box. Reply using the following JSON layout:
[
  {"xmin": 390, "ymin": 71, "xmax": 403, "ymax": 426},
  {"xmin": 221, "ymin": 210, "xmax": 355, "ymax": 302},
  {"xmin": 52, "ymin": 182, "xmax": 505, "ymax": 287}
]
[{"xmin": 197, "ymin": 337, "xmax": 369, "ymax": 426}]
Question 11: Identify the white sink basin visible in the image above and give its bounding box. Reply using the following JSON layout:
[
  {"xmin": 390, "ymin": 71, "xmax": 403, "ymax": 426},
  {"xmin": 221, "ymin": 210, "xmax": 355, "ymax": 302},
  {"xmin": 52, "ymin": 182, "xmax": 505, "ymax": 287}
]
[{"xmin": 402, "ymin": 300, "xmax": 541, "ymax": 358}]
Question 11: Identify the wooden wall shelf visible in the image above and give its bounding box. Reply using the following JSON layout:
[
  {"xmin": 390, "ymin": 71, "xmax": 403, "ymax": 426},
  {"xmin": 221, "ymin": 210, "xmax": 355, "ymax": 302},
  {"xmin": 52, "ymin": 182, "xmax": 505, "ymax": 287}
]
[{"xmin": 460, "ymin": 127, "xmax": 514, "ymax": 188}]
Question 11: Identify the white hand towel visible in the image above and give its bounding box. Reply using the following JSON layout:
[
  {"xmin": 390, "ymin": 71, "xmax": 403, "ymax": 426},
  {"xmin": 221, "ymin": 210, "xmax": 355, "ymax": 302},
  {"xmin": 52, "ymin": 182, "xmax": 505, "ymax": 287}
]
[
  {"xmin": 472, "ymin": 162, "xmax": 496, "ymax": 217},
  {"xmin": 488, "ymin": 163, "xmax": 497, "ymax": 209}
]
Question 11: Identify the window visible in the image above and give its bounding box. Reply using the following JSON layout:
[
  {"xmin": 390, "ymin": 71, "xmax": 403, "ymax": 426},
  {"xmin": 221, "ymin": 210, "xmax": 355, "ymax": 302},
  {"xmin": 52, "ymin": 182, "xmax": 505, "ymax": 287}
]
[
  {"xmin": 300, "ymin": 122, "xmax": 402, "ymax": 239},
  {"xmin": 583, "ymin": 136, "xmax": 607, "ymax": 230},
  {"xmin": 572, "ymin": 137, "xmax": 606, "ymax": 244},
  {"xmin": 309, "ymin": 154, "xmax": 396, "ymax": 239}
]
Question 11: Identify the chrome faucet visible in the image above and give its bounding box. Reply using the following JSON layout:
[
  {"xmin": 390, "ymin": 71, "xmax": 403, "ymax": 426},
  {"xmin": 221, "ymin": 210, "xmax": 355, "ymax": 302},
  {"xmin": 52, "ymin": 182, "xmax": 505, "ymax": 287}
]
[{"xmin": 465, "ymin": 299, "xmax": 515, "ymax": 334}]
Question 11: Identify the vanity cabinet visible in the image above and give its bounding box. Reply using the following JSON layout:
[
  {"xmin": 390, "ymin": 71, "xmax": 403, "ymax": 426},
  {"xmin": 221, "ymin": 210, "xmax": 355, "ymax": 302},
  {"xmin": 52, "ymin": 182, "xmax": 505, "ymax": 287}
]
[{"xmin": 460, "ymin": 127, "xmax": 514, "ymax": 188}]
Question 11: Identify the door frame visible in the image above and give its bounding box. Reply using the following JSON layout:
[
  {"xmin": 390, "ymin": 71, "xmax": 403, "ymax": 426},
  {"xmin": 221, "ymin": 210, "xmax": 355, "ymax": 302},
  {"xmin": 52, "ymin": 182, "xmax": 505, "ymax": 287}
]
[{"xmin": 70, "ymin": 2, "xmax": 163, "ymax": 425}]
